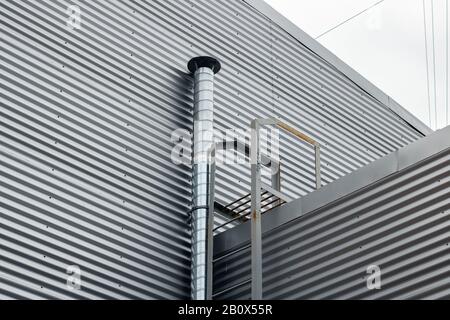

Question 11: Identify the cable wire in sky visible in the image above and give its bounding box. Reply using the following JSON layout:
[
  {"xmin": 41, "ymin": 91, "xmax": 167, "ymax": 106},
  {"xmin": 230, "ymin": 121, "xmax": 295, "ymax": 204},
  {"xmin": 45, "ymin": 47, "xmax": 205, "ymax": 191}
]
[
  {"xmin": 422, "ymin": 0, "xmax": 432, "ymax": 127},
  {"xmin": 315, "ymin": 0, "xmax": 386, "ymax": 39}
]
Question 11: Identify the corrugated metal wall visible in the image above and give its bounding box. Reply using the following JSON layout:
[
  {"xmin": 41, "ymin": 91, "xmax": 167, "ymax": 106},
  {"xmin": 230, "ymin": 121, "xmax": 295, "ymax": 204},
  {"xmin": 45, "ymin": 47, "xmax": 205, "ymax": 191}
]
[
  {"xmin": 0, "ymin": 0, "xmax": 427, "ymax": 299},
  {"xmin": 0, "ymin": 0, "xmax": 192, "ymax": 299},
  {"xmin": 213, "ymin": 127, "xmax": 450, "ymax": 299}
]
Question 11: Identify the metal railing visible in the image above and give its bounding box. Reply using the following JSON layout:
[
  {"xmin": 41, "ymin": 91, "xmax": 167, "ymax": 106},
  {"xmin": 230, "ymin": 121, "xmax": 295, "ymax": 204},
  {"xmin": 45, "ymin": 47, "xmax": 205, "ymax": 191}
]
[{"xmin": 206, "ymin": 117, "xmax": 321, "ymax": 300}]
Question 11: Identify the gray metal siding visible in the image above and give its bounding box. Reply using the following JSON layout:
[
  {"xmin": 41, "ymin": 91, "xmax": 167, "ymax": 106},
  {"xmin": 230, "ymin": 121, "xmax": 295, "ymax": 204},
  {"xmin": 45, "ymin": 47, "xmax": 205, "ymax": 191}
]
[
  {"xmin": 0, "ymin": 0, "xmax": 427, "ymax": 299},
  {"xmin": 0, "ymin": 0, "xmax": 192, "ymax": 299},
  {"xmin": 213, "ymin": 134, "xmax": 450, "ymax": 299}
]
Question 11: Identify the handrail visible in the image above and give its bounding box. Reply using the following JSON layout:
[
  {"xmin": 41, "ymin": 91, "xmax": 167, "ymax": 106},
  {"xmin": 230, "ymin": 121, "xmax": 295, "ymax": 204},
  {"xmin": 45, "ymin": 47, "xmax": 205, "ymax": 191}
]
[
  {"xmin": 249, "ymin": 117, "xmax": 321, "ymax": 300},
  {"xmin": 276, "ymin": 121, "xmax": 319, "ymax": 146},
  {"xmin": 206, "ymin": 117, "xmax": 322, "ymax": 300}
]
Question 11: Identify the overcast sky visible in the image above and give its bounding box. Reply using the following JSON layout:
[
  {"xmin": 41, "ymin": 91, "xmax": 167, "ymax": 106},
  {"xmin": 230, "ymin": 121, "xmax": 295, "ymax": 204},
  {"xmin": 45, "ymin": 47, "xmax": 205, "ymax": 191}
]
[{"xmin": 264, "ymin": 0, "xmax": 449, "ymax": 130}]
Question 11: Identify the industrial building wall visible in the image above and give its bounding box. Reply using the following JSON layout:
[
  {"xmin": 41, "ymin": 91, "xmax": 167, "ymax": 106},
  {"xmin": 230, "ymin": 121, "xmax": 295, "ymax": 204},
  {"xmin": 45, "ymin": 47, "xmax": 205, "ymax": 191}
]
[
  {"xmin": 1, "ymin": 0, "xmax": 428, "ymax": 299},
  {"xmin": 213, "ymin": 126, "xmax": 450, "ymax": 299},
  {"xmin": 0, "ymin": 0, "xmax": 193, "ymax": 299}
]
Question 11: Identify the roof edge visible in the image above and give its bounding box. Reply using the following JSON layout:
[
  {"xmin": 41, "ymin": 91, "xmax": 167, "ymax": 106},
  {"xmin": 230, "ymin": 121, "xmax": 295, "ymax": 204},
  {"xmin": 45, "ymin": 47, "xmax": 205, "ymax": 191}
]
[
  {"xmin": 214, "ymin": 125, "xmax": 450, "ymax": 256},
  {"xmin": 243, "ymin": 0, "xmax": 433, "ymax": 136}
]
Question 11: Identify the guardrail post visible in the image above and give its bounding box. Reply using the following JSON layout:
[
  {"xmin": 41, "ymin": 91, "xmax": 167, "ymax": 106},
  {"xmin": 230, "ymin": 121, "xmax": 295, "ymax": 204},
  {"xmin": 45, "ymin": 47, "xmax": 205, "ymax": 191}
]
[
  {"xmin": 314, "ymin": 144, "xmax": 322, "ymax": 190},
  {"xmin": 250, "ymin": 119, "xmax": 263, "ymax": 300}
]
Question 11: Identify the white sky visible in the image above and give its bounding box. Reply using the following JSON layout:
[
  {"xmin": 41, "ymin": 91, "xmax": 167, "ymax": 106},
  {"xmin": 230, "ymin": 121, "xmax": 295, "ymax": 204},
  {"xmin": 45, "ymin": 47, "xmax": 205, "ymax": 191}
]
[{"xmin": 264, "ymin": 0, "xmax": 449, "ymax": 130}]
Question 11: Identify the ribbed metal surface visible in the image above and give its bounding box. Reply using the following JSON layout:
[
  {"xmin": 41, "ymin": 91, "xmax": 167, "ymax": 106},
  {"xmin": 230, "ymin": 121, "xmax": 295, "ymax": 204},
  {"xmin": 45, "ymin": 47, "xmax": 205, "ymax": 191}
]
[
  {"xmin": 0, "ymin": 0, "xmax": 428, "ymax": 299},
  {"xmin": 0, "ymin": 0, "xmax": 192, "ymax": 299},
  {"xmin": 213, "ymin": 130, "xmax": 450, "ymax": 299}
]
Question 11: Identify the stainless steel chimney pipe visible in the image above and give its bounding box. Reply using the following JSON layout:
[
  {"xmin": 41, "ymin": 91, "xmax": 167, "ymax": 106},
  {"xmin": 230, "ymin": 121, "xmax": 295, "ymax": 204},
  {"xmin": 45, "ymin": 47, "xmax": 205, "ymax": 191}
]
[{"xmin": 187, "ymin": 56, "xmax": 221, "ymax": 300}]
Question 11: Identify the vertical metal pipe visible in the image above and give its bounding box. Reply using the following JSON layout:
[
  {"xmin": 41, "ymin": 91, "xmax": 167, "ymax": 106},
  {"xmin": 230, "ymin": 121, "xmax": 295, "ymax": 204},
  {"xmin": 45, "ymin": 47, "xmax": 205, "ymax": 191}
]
[
  {"xmin": 188, "ymin": 56, "xmax": 221, "ymax": 300},
  {"xmin": 271, "ymin": 162, "xmax": 281, "ymax": 208}
]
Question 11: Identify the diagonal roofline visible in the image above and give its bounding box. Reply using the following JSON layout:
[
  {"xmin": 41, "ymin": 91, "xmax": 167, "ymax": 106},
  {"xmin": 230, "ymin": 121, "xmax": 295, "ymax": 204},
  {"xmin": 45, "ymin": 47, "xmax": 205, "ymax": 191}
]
[{"xmin": 243, "ymin": 0, "xmax": 433, "ymax": 136}]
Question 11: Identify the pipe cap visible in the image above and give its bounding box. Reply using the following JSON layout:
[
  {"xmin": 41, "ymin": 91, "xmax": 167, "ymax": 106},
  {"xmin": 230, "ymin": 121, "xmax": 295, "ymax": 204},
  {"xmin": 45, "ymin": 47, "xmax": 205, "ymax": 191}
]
[{"xmin": 188, "ymin": 56, "xmax": 221, "ymax": 74}]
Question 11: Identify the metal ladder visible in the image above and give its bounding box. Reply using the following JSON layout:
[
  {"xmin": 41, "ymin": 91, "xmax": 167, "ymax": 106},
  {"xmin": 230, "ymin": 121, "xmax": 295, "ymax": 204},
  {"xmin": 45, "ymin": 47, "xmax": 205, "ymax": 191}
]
[{"xmin": 206, "ymin": 117, "xmax": 322, "ymax": 300}]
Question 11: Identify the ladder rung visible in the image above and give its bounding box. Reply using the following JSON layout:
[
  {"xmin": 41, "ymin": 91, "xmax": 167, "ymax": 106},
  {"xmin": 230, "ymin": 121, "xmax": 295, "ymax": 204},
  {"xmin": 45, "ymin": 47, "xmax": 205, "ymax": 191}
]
[
  {"xmin": 232, "ymin": 191, "xmax": 271, "ymax": 216},
  {"xmin": 223, "ymin": 192, "xmax": 251, "ymax": 210},
  {"xmin": 228, "ymin": 190, "xmax": 268, "ymax": 213}
]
